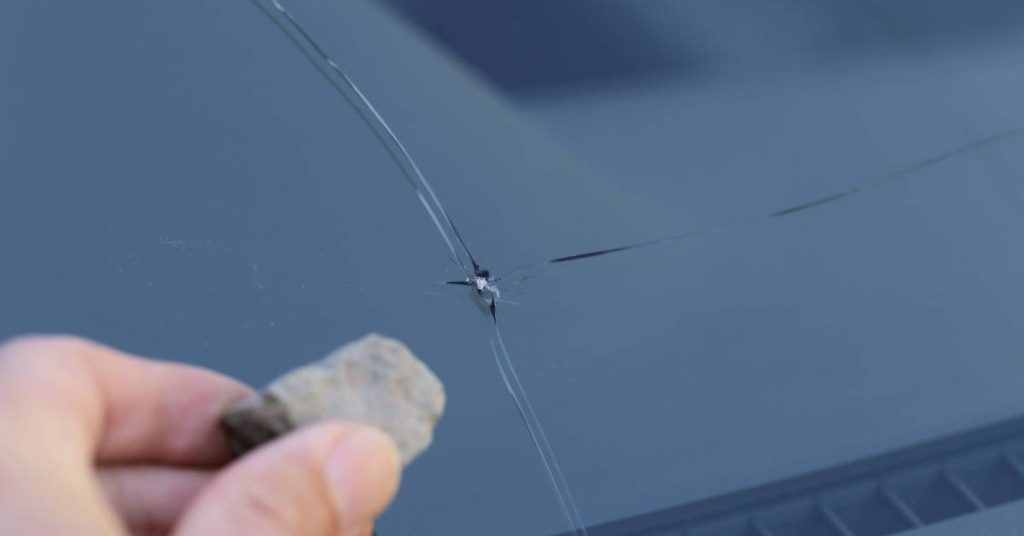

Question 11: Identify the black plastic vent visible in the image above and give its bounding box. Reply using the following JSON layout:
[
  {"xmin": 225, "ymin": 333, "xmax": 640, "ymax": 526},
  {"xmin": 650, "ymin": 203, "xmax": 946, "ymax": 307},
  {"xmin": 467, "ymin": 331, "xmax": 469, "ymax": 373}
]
[{"xmin": 561, "ymin": 416, "xmax": 1024, "ymax": 535}]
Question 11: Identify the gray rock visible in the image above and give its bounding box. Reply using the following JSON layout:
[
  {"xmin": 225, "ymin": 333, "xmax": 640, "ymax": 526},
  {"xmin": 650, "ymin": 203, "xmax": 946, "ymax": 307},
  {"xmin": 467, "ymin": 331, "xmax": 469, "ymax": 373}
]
[{"xmin": 222, "ymin": 334, "xmax": 445, "ymax": 466}]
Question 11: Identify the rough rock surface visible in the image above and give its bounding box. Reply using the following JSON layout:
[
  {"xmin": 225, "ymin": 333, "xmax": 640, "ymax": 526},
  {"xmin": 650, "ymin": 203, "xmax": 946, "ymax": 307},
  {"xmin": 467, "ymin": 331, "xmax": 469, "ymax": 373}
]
[{"xmin": 222, "ymin": 334, "xmax": 445, "ymax": 466}]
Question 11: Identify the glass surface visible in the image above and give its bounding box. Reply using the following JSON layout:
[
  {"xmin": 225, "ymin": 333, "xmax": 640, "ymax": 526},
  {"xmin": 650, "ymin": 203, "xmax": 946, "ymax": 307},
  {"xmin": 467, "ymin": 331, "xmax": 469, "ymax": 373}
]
[{"xmin": 4, "ymin": 1, "xmax": 1024, "ymax": 535}]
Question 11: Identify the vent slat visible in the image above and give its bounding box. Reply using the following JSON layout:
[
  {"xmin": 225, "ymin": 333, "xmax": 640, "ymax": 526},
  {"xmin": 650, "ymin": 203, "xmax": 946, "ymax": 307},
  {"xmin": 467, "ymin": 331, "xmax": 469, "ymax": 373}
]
[
  {"xmin": 880, "ymin": 488, "xmax": 924, "ymax": 528},
  {"xmin": 941, "ymin": 471, "xmax": 985, "ymax": 511},
  {"xmin": 816, "ymin": 504, "xmax": 856, "ymax": 536}
]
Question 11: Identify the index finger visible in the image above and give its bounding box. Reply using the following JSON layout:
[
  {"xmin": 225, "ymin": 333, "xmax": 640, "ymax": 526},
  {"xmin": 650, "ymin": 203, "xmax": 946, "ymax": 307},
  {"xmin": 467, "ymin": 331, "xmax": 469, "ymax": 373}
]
[{"xmin": 0, "ymin": 335, "xmax": 253, "ymax": 466}]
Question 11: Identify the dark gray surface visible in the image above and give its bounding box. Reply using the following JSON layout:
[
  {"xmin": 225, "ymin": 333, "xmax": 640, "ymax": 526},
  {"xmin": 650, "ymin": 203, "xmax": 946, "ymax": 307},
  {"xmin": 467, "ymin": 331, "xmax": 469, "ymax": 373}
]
[
  {"xmin": 4, "ymin": 2, "xmax": 1024, "ymax": 535},
  {"xmin": 912, "ymin": 501, "xmax": 1024, "ymax": 536}
]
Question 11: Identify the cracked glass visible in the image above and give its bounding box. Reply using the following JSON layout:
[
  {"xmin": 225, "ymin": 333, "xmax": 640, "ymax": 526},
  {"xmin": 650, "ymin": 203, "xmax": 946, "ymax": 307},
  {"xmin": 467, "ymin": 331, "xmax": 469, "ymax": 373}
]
[{"xmin": 4, "ymin": 1, "xmax": 1024, "ymax": 535}]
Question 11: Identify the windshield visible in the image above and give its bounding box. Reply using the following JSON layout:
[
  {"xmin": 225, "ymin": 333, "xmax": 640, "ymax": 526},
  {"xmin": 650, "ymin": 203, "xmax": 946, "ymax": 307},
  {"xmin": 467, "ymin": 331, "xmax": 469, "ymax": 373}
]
[{"xmin": 4, "ymin": 1, "xmax": 1024, "ymax": 535}]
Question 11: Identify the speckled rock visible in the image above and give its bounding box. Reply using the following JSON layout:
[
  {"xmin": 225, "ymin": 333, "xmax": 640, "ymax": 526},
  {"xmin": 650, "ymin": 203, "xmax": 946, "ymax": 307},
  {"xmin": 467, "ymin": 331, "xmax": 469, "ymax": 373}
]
[{"xmin": 221, "ymin": 334, "xmax": 445, "ymax": 466}]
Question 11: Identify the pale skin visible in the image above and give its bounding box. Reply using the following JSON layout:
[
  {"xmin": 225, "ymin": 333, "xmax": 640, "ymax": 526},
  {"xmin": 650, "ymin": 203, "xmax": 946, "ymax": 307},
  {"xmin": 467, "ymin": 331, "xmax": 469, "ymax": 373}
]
[{"xmin": 0, "ymin": 335, "xmax": 401, "ymax": 536}]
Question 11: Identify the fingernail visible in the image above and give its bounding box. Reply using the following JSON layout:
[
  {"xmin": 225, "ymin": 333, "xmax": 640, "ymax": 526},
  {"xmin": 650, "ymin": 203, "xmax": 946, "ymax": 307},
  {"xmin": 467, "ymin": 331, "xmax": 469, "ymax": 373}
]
[{"xmin": 324, "ymin": 425, "xmax": 401, "ymax": 535}]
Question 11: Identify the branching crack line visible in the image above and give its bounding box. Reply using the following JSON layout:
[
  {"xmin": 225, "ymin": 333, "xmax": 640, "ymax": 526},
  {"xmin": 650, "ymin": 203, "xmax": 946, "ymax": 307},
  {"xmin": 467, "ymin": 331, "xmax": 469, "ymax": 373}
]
[
  {"xmin": 249, "ymin": 1, "xmax": 588, "ymax": 534},
  {"xmin": 253, "ymin": 0, "xmax": 480, "ymax": 280},
  {"xmin": 247, "ymin": 2, "xmax": 1024, "ymax": 535},
  {"xmin": 493, "ymin": 128, "xmax": 1024, "ymax": 285}
]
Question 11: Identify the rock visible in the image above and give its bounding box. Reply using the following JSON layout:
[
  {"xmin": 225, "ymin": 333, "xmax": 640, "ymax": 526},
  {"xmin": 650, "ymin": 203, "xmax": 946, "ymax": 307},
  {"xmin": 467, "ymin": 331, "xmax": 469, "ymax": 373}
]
[{"xmin": 221, "ymin": 334, "xmax": 445, "ymax": 466}]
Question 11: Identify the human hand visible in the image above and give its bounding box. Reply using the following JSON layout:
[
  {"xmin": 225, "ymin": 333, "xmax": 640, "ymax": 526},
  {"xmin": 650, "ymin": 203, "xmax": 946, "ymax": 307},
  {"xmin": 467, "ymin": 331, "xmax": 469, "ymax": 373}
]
[{"xmin": 0, "ymin": 335, "xmax": 400, "ymax": 536}]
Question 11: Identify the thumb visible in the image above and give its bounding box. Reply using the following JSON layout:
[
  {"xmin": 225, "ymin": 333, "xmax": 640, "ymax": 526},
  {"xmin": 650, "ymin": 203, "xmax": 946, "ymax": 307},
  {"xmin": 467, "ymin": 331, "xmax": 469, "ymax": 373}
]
[{"xmin": 175, "ymin": 422, "xmax": 400, "ymax": 536}]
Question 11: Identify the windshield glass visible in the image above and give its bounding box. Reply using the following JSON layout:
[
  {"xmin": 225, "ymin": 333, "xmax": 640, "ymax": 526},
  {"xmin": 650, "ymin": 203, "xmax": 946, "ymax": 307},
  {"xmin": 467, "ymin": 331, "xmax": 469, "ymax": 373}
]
[{"xmin": 4, "ymin": 1, "xmax": 1024, "ymax": 535}]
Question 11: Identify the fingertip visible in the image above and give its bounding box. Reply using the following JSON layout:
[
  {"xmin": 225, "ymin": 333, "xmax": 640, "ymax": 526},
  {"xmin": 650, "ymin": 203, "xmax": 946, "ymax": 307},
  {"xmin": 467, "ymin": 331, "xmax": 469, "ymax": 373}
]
[
  {"xmin": 176, "ymin": 421, "xmax": 401, "ymax": 536},
  {"xmin": 323, "ymin": 424, "xmax": 401, "ymax": 533}
]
